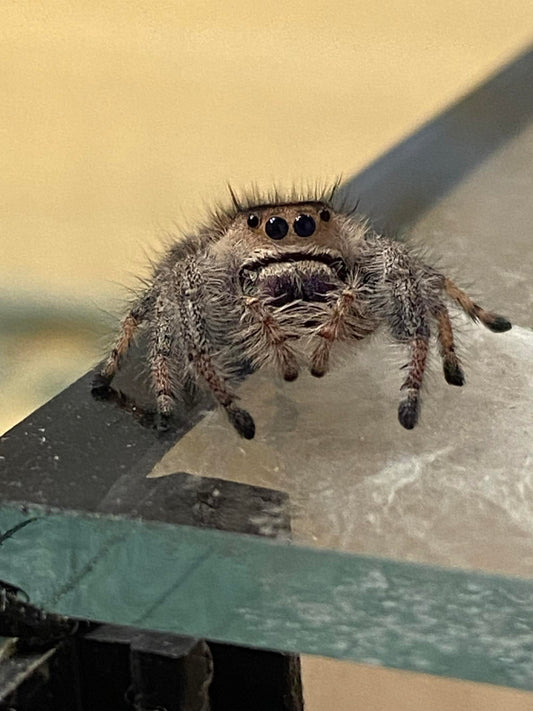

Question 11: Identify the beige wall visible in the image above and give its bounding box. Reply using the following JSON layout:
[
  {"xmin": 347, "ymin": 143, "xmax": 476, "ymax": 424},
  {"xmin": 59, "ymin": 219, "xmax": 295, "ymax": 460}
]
[
  {"xmin": 2, "ymin": 2, "xmax": 533, "ymax": 298},
  {"xmin": 1, "ymin": 2, "xmax": 532, "ymax": 706},
  {"xmin": 302, "ymin": 657, "xmax": 533, "ymax": 710}
]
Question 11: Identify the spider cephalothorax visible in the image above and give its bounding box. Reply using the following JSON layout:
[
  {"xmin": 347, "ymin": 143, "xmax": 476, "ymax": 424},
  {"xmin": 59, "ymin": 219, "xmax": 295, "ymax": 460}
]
[{"xmin": 92, "ymin": 188, "xmax": 512, "ymax": 439}]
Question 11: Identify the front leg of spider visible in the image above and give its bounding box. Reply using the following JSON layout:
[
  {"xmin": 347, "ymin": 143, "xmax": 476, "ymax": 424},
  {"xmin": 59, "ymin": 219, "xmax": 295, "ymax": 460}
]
[{"xmin": 170, "ymin": 258, "xmax": 256, "ymax": 439}]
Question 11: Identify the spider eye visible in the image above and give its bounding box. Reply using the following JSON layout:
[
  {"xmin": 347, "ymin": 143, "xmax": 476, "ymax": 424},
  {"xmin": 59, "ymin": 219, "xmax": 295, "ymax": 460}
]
[
  {"xmin": 319, "ymin": 209, "xmax": 330, "ymax": 222},
  {"xmin": 247, "ymin": 214, "xmax": 260, "ymax": 228},
  {"xmin": 265, "ymin": 216, "xmax": 289, "ymax": 240},
  {"xmin": 293, "ymin": 214, "xmax": 316, "ymax": 237}
]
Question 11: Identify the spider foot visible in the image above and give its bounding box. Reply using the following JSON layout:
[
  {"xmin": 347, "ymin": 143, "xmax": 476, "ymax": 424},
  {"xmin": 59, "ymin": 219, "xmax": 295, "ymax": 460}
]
[
  {"xmin": 310, "ymin": 340, "xmax": 330, "ymax": 378},
  {"xmin": 227, "ymin": 405, "xmax": 256, "ymax": 439},
  {"xmin": 282, "ymin": 362, "xmax": 299, "ymax": 382},
  {"xmin": 276, "ymin": 347, "xmax": 299, "ymax": 382},
  {"xmin": 398, "ymin": 397, "xmax": 419, "ymax": 429},
  {"xmin": 482, "ymin": 313, "xmax": 512, "ymax": 333},
  {"xmin": 91, "ymin": 372, "xmax": 113, "ymax": 400},
  {"xmin": 443, "ymin": 360, "xmax": 465, "ymax": 386}
]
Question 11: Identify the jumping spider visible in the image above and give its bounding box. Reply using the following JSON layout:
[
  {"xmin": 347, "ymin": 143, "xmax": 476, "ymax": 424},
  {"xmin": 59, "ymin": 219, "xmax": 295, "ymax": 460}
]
[{"xmin": 92, "ymin": 188, "xmax": 511, "ymax": 439}]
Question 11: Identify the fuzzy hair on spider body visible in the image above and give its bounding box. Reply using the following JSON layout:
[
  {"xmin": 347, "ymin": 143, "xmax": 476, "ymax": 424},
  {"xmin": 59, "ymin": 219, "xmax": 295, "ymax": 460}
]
[{"xmin": 92, "ymin": 187, "xmax": 512, "ymax": 439}]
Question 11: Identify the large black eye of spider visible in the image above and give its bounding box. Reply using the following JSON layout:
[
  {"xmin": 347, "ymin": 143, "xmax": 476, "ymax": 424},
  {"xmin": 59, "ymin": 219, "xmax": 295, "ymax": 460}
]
[
  {"xmin": 319, "ymin": 208, "xmax": 330, "ymax": 222},
  {"xmin": 293, "ymin": 214, "xmax": 316, "ymax": 237},
  {"xmin": 247, "ymin": 214, "xmax": 260, "ymax": 228},
  {"xmin": 265, "ymin": 216, "xmax": 289, "ymax": 240}
]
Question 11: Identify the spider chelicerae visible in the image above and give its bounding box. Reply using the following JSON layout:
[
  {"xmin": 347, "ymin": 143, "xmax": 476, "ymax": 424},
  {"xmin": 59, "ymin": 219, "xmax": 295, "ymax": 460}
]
[{"xmin": 92, "ymin": 187, "xmax": 512, "ymax": 439}]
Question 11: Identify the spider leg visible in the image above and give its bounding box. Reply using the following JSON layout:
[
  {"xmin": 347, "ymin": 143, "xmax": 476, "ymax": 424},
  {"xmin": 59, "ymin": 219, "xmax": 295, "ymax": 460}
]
[
  {"xmin": 91, "ymin": 293, "xmax": 152, "ymax": 398},
  {"xmin": 191, "ymin": 350, "xmax": 255, "ymax": 439},
  {"xmin": 309, "ymin": 290, "xmax": 356, "ymax": 377},
  {"xmin": 242, "ymin": 296, "xmax": 300, "ymax": 381},
  {"xmin": 444, "ymin": 277, "xmax": 512, "ymax": 332},
  {"xmin": 174, "ymin": 260, "xmax": 255, "ymax": 439},
  {"xmin": 148, "ymin": 294, "xmax": 180, "ymax": 430},
  {"xmin": 309, "ymin": 267, "xmax": 377, "ymax": 377},
  {"xmin": 398, "ymin": 325, "xmax": 430, "ymax": 429},
  {"xmin": 433, "ymin": 305, "xmax": 465, "ymax": 386}
]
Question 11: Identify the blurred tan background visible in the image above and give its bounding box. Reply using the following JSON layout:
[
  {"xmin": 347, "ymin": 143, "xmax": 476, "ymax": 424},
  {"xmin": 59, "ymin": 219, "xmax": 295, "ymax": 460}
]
[{"xmin": 1, "ymin": 1, "xmax": 532, "ymax": 707}]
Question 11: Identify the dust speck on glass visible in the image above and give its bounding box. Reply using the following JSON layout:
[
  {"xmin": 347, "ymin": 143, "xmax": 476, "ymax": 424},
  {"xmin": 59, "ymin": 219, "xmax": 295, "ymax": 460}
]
[{"xmin": 92, "ymin": 185, "xmax": 511, "ymax": 438}]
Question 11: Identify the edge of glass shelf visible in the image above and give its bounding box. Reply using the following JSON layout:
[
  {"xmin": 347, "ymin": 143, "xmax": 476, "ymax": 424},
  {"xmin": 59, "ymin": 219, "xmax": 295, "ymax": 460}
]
[{"xmin": 0, "ymin": 503, "xmax": 531, "ymax": 691}]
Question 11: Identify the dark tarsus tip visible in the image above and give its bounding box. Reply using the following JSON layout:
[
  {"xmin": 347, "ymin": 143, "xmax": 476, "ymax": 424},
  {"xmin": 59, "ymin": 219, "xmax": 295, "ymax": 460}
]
[
  {"xmin": 310, "ymin": 366, "xmax": 326, "ymax": 378},
  {"xmin": 91, "ymin": 372, "xmax": 113, "ymax": 400},
  {"xmin": 228, "ymin": 407, "xmax": 256, "ymax": 439},
  {"xmin": 485, "ymin": 314, "xmax": 512, "ymax": 333},
  {"xmin": 443, "ymin": 361, "xmax": 465, "ymax": 387},
  {"xmin": 398, "ymin": 399, "xmax": 419, "ymax": 430},
  {"xmin": 283, "ymin": 366, "xmax": 299, "ymax": 382}
]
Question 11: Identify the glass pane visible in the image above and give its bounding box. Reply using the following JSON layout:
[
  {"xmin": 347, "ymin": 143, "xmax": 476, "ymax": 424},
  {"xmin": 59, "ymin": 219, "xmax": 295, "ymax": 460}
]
[{"xmin": 0, "ymin": 505, "xmax": 532, "ymax": 690}]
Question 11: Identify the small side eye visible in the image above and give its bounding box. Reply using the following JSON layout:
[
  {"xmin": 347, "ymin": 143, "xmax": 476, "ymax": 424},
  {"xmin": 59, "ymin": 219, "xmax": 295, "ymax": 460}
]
[
  {"xmin": 319, "ymin": 209, "xmax": 330, "ymax": 222},
  {"xmin": 247, "ymin": 214, "xmax": 260, "ymax": 228}
]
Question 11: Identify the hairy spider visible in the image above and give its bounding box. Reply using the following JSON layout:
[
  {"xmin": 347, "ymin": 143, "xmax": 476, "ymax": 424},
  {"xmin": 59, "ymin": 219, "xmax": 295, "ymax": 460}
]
[{"xmin": 92, "ymin": 187, "xmax": 511, "ymax": 439}]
